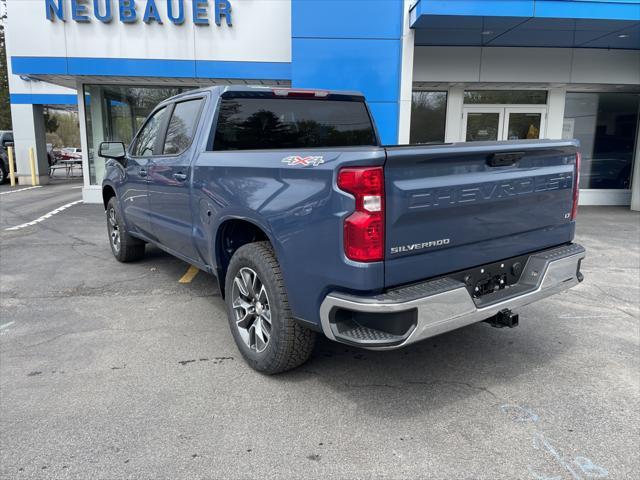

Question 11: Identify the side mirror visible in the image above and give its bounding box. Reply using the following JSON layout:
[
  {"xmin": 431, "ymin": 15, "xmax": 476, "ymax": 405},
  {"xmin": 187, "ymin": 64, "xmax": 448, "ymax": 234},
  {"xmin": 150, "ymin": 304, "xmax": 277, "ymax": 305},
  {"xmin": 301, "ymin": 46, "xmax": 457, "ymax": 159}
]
[{"xmin": 99, "ymin": 142, "xmax": 126, "ymax": 160}]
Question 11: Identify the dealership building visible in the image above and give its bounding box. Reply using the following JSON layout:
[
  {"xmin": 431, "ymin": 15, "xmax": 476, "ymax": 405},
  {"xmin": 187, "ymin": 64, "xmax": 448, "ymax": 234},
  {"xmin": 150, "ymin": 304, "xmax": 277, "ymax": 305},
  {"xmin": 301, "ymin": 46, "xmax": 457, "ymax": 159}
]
[{"xmin": 5, "ymin": 0, "xmax": 640, "ymax": 208}]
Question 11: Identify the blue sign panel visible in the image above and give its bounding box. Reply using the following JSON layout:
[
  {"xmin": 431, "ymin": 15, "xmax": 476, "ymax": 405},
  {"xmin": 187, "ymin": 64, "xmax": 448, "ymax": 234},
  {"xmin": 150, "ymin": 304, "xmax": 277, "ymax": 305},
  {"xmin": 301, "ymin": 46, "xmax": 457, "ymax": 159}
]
[{"xmin": 45, "ymin": 0, "xmax": 233, "ymax": 26}]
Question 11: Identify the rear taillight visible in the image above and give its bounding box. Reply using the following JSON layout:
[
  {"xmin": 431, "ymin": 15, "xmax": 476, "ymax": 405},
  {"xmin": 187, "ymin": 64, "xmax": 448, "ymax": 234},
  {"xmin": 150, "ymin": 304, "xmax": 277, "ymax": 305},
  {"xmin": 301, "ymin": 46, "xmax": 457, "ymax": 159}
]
[
  {"xmin": 571, "ymin": 152, "xmax": 581, "ymax": 220},
  {"xmin": 337, "ymin": 167, "xmax": 384, "ymax": 262}
]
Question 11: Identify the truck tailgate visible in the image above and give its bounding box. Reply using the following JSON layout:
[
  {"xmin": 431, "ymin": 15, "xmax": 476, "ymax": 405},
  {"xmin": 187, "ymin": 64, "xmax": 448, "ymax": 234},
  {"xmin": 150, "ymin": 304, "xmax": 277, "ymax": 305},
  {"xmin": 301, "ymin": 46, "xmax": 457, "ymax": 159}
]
[{"xmin": 384, "ymin": 140, "xmax": 578, "ymax": 287}]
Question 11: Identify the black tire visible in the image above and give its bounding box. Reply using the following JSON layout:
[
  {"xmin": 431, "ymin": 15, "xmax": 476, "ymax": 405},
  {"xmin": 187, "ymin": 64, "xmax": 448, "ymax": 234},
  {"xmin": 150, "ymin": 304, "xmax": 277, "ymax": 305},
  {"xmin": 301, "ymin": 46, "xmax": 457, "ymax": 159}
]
[
  {"xmin": 225, "ymin": 241, "xmax": 316, "ymax": 374},
  {"xmin": 106, "ymin": 197, "xmax": 145, "ymax": 262}
]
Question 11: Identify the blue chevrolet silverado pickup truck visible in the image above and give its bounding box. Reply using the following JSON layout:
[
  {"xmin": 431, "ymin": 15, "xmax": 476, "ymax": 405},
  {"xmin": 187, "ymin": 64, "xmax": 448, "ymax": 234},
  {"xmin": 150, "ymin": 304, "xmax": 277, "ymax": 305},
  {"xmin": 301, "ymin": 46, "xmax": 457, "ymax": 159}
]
[{"xmin": 100, "ymin": 86, "xmax": 585, "ymax": 374}]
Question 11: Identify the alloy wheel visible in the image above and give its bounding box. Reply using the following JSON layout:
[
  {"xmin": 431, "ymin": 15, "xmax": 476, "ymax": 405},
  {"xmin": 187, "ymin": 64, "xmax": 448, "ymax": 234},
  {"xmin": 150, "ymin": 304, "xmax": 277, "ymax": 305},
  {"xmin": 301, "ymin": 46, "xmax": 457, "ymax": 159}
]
[
  {"xmin": 231, "ymin": 267, "xmax": 272, "ymax": 353},
  {"xmin": 107, "ymin": 207, "xmax": 121, "ymax": 253}
]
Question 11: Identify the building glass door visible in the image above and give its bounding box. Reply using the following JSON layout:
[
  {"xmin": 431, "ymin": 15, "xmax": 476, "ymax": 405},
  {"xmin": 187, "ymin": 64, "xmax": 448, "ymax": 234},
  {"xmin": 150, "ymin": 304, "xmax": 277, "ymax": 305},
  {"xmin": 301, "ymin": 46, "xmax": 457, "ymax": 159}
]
[
  {"xmin": 463, "ymin": 106, "xmax": 546, "ymax": 142},
  {"xmin": 461, "ymin": 90, "xmax": 548, "ymax": 142},
  {"xmin": 463, "ymin": 107, "xmax": 504, "ymax": 141},
  {"xmin": 504, "ymin": 107, "xmax": 546, "ymax": 140}
]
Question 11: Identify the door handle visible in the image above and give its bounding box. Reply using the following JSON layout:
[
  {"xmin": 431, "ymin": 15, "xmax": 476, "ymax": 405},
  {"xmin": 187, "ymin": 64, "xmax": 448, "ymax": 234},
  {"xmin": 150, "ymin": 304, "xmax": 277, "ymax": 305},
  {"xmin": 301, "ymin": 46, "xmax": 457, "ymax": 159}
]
[
  {"xmin": 139, "ymin": 168, "xmax": 147, "ymax": 177},
  {"xmin": 173, "ymin": 172, "xmax": 187, "ymax": 182},
  {"xmin": 487, "ymin": 152, "xmax": 524, "ymax": 167}
]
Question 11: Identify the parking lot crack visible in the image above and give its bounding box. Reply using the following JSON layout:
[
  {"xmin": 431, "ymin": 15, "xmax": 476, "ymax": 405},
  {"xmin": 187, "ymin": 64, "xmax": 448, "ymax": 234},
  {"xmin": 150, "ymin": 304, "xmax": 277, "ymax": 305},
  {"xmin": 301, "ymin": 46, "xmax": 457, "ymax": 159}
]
[
  {"xmin": 341, "ymin": 379, "xmax": 498, "ymax": 398},
  {"xmin": 4, "ymin": 323, "xmax": 208, "ymax": 350},
  {"xmin": 21, "ymin": 332, "xmax": 77, "ymax": 348},
  {"xmin": 592, "ymin": 284, "xmax": 638, "ymax": 308},
  {"xmin": 405, "ymin": 380, "xmax": 499, "ymax": 399},
  {"xmin": 344, "ymin": 383, "xmax": 400, "ymax": 390},
  {"xmin": 70, "ymin": 242, "xmax": 110, "ymax": 262}
]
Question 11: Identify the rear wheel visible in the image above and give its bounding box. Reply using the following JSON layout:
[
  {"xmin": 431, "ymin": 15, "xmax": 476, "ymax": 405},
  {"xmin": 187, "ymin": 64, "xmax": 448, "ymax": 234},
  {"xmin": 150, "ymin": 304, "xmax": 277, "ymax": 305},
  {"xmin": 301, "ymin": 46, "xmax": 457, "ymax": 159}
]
[
  {"xmin": 106, "ymin": 197, "xmax": 145, "ymax": 262},
  {"xmin": 225, "ymin": 241, "xmax": 316, "ymax": 374}
]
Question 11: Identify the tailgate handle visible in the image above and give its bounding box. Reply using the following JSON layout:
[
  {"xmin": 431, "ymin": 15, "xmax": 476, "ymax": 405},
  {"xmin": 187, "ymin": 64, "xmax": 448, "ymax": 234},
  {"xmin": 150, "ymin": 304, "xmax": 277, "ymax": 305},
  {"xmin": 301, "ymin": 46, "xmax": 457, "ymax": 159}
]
[{"xmin": 487, "ymin": 152, "xmax": 524, "ymax": 167}]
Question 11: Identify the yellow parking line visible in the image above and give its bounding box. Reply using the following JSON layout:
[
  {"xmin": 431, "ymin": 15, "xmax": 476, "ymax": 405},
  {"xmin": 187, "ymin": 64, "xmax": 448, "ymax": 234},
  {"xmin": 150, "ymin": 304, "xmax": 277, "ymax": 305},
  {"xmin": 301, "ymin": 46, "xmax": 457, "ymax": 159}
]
[{"xmin": 179, "ymin": 265, "xmax": 200, "ymax": 284}]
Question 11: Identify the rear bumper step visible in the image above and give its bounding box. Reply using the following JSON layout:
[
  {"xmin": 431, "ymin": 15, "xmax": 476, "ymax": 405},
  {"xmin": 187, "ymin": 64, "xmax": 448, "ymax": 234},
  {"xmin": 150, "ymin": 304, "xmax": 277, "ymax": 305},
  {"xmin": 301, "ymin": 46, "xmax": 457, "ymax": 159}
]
[{"xmin": 319, "ymin": 243, "xmax": 585, "ymax": 349}]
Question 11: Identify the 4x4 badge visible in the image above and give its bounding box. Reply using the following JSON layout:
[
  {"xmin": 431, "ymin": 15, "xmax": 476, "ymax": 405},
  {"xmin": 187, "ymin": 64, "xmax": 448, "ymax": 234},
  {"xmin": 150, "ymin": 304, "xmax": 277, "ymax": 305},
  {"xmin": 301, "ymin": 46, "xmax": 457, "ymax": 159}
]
[{"xmin": 282, "ymin": 155, "xmax": 324, "ymax": 167}]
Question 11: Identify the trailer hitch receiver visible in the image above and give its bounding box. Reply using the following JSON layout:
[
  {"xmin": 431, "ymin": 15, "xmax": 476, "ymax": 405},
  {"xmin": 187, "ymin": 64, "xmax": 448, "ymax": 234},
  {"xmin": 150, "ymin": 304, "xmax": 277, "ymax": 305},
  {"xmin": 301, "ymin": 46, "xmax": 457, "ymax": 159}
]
[{"xmin": 485, "ymin": 309, "xmax": 519, "ymax": 328}]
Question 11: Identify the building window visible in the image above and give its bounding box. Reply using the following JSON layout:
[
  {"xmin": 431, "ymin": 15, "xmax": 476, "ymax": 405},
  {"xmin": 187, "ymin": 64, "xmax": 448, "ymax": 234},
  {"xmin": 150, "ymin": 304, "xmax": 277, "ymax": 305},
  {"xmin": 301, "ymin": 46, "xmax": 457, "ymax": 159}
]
[
  {"xmin": 564, "ymin": 92, "xmax": 639, "ymax": 190},
  {"xmin": 83, "ymin": 84, "xmax": 192, "ymax": 185},
  {"xmin": 464, "ymin": 90, "xmax": 547, "ymax": 105},
  {"xmin": 410, "ymin": 91, "xmax": 447, "ymax": 144}
]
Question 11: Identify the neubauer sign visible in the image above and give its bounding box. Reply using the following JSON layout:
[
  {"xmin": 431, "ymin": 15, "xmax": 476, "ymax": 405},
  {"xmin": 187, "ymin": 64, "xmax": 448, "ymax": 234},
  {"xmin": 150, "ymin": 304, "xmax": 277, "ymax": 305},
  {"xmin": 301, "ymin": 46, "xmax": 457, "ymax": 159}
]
[{"xmin": 45, "ymin": 0, "xmax": 233, "ymax": 26}]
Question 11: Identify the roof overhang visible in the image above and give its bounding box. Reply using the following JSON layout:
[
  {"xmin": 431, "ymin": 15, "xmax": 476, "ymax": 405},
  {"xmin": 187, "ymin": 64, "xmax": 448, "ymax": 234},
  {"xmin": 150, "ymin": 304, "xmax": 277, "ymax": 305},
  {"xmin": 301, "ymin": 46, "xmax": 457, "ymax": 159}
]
[
  {"xmin": 10, "ymin": 57, "xmax": 292, "ymax": 90},
  {"xmin": 410, "ymin": 0, "xmax": 640, "ymax": 49},
  {"xmin": 18, "ymin": 74, "xmax": 290, "ymax": 91}
]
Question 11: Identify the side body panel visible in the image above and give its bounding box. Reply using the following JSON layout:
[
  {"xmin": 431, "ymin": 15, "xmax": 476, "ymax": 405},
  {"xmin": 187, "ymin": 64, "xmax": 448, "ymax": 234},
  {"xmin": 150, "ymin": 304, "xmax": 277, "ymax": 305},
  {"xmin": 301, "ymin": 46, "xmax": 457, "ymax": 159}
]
[
  {"xmin": 147, "ymin": 150, "xmax": 197, "ymax": 258},
  {"xmin": 119, "ymin": 155, "xmax": 153, "ymax": 237},
  {"xmin": 191, "ymin": 146, "xmax": 387, "ymax": 326},
  {"xmin": 103, "ymin": 154, "xmax": 152, "ymax": 239},
  {"xmin": 147, "ymin": 97, "xmax": 208, "ymax": 260}
]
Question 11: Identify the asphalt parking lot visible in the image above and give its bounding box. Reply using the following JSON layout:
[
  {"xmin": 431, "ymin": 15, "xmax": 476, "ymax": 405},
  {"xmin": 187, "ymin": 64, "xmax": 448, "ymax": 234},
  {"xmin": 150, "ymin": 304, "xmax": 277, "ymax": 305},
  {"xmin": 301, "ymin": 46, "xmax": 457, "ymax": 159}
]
[{"xmin": 1, "ymin": 182, "xmax": 639, "ymax": 480}]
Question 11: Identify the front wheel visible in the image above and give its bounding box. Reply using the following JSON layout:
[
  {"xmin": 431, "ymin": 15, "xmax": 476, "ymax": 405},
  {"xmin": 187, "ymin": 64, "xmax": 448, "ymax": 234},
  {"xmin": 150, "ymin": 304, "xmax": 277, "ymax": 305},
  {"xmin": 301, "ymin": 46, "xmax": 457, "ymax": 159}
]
[
  {"xmin": 106, "ymin": 197, "xmax": 145, "ymax": 262},
  {"xmin": 225, "ymin": 242, "xmax": 316, "ymax": 374}
]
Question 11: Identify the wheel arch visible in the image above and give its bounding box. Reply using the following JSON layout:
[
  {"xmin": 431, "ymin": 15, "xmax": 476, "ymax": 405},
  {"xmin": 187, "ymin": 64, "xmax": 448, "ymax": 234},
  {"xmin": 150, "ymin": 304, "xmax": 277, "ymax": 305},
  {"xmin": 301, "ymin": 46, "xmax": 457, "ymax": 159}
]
[
  {"xmin": 102, "ymin": 183, "xmax": 117, "ymax": 210},
  {"xmin": 213, "ymin": 217, "xmax": 280, "ymax": 298}
]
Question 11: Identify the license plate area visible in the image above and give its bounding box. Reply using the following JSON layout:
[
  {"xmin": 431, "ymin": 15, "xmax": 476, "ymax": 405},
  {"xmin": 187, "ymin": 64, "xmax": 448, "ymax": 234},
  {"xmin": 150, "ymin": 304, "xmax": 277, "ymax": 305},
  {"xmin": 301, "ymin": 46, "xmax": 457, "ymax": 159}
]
[{"xmin": 447, "ymin": 253, "xmax": 531, "ymax": 299}]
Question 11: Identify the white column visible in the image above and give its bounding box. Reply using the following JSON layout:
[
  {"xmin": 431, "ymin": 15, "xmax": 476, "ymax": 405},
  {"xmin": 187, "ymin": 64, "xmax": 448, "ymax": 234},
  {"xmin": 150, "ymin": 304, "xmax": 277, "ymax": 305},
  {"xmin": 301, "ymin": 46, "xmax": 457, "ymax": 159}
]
[
  {"xmin": 444, "ymin": 87, "xmax": 464, "ymax": 142},
  {"xmin": 77, "ymin": 83, "xmax": 90, "ymax": 190},
  {"xmin": 80, "ymin": 84, "xmax": 105, "ymax": 204},
  {"xmin": 397, "ymin": 0, "xmax": 415, "ymax": 145},
  {"xmin": 90, "ymin": 87, "xmax": 107, "ymax": 185},
  {"xmin": 545, "ymin": 87, "xmax": 567, "ymax": 139},
  {"xmin": 9, "ymin": 103, "xmax": 49, "ymax": 185}
]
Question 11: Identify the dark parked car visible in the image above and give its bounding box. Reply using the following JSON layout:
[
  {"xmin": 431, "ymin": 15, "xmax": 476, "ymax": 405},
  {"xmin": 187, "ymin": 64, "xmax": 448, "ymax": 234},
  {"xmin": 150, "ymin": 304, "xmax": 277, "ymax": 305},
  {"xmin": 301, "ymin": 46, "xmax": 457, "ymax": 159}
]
[
  {"xmin": 0, "ymin": 131, "xmax": 15, "ymax": 183},
  {"xmin": 0, "ymin": 130, "xmax": 13, "ymax": 148},
  {"xmin": 0, "ymin": 146, "xmax": 9, "ymax": 184}
]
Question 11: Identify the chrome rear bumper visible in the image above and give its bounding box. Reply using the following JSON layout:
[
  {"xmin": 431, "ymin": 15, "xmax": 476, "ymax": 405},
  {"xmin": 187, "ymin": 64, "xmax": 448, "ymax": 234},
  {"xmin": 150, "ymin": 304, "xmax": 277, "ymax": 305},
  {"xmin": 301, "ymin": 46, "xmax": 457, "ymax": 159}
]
[{"xmin": 319, "ymin": 244, "xmax": 585, "ymax": 349}]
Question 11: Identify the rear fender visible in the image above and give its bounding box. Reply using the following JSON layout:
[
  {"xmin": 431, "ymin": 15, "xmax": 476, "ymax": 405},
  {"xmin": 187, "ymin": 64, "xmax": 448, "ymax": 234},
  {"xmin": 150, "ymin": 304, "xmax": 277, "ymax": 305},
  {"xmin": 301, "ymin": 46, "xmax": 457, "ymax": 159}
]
[{"xmin": 209, "ymin": 209, "xmax": 283, "ymax": 281}]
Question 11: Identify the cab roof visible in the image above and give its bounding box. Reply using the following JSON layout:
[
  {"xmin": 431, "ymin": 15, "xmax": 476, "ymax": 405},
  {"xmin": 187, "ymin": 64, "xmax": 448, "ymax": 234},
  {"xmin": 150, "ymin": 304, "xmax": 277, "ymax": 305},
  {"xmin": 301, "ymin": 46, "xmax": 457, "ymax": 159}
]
[{"xmin": 162, "ymin": 85, "xmax": 366, "ymax": 103}]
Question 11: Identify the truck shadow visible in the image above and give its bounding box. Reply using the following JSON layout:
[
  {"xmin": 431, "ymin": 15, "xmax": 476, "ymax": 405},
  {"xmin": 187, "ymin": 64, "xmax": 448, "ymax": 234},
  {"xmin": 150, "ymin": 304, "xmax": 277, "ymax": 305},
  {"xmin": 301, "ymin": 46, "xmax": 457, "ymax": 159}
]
[
  {"xmin": 137, "ymin": 247, "xmax": 568, "ymax": 419},
  {"xmin": 279, "ymin": 320, "xmax": 569, "ymax": 419}
]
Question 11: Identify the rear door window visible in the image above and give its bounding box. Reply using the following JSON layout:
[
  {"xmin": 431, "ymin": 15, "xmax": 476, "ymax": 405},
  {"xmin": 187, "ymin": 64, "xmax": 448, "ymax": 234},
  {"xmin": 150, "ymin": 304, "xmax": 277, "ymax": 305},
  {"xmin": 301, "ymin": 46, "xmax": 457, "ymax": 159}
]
[
  {"xmin": 212, "ymin": 97, "xmax": 377, "ymax": 150},
  {"xmin": 132, "ymin": 107, "xmax": 167, "ymax": 157},
  {"xmin": 163, "ymin": 98, "xmax": 204, "ymax": 155}
]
